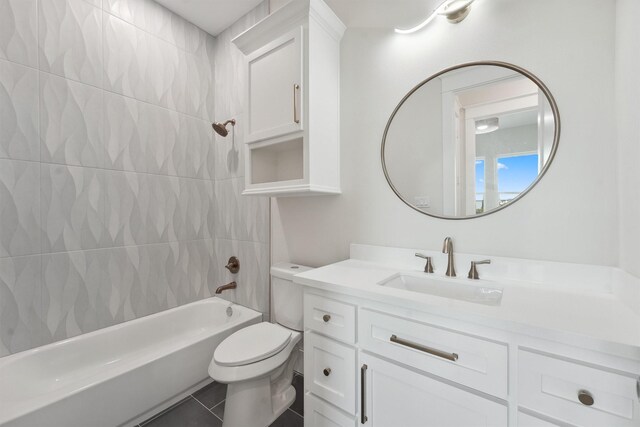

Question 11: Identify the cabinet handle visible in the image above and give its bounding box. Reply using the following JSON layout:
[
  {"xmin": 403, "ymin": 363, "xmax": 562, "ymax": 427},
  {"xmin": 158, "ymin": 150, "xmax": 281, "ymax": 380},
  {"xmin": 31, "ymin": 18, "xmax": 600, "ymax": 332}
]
[
  {"xmin": 361, "ymin": 364, "xmax": 368, "ymax": 424},
  {"xmin": 323, "ymin": 368, "xmax": 331, "ymax": 377},
  {"xmin": 390, "ymin": 334, "xmax": 459, "ymax": 362},
  {"xmin": 322, "ymin": 314, "xmax": 331, "ymax": 323},
  {"xmin": 578, "ymin": 390, "xmax": 594, "ymax": 406},
  {"xmin": 293, "ymin": 84, "xmax": 300, "ymax": 124}
]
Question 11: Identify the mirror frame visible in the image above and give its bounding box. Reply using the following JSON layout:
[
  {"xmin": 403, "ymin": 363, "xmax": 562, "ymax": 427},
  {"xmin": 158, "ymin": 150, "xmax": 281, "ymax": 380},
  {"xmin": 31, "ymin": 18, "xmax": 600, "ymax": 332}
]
[{"xmin": 381, "ymin": 61, "xmax": 561, "ymax": 220}]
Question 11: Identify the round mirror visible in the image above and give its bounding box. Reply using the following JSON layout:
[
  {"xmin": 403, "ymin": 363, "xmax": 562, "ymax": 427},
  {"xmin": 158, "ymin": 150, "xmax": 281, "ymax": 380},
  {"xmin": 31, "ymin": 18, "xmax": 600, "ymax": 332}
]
[{"xmin": 382, "ymin": 61, "xmax": 560, "ymax": 219}]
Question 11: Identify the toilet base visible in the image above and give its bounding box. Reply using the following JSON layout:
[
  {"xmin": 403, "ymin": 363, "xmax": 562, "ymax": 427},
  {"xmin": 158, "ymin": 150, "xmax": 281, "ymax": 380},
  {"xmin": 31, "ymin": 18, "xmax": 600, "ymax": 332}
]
[{"xmin": 222, "ymin": 379, "xmax": 296, "ymax": 427}]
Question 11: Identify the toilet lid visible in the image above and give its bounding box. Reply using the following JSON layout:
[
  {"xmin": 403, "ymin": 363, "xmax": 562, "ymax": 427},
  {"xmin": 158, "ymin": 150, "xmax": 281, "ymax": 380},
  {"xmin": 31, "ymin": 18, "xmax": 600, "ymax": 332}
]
[{"xmin": 214, "ymin": 322, "xmax": 292, "ymax": 367}]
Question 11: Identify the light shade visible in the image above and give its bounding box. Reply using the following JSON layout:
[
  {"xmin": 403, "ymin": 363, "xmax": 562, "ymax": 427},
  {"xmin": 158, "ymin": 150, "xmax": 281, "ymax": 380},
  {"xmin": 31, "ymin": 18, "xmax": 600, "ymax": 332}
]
[
  {"xmin": 475, "ymin": 117, "xmax": 500, "ymax": 134},
  {"xmin": 395, "ymin": 0, "xmax": 475, "ymax": 34}
]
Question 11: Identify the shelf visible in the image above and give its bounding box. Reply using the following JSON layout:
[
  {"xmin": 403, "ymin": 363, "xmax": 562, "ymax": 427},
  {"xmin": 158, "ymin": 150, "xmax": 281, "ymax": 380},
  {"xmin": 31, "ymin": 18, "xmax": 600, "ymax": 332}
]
[{"xmin": 250, "ymin": 138, "xmax": 304, "ymax": 184}]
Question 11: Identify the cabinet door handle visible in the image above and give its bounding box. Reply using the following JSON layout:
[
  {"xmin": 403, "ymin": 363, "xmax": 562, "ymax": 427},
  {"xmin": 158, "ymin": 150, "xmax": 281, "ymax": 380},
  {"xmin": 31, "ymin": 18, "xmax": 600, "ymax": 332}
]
[
  {"xmin": 293, "ymin": 84, "xmax": 300, "ymax": 124},
  {"xmin": 390, "ymin": 334, "xmax": 459, "ymax": 362},
  {"xmin": 323, "ymin": 368, "xmax": 331, "ymax": 376},
  {"xmin": 322, "ymin": 314, "xmax": 331, "ymax": 323},
  {"xmin": 360, "ymin": 364, "xmax": 368, "ymax": 424}
]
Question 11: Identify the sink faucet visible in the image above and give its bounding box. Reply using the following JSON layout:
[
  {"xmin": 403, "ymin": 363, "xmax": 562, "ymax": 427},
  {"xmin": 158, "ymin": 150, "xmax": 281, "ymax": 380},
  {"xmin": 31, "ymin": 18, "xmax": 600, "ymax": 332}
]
[
  {"xmin": 415, "ymin": 253, "xmax": 434, "ymax": 273},
  {"xmin": 215, "ymin": 281, "xmax": 237, "ymax": 294},
  {"xmin": 442, "ymin": 237, "xmax": 456, "ymax": 277}
]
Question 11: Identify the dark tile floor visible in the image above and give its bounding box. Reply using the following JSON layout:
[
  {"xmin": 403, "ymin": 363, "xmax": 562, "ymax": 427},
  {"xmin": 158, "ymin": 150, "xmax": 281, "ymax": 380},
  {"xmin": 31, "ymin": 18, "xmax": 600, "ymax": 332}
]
[{"xmin": 138, "ymin": 373, "xmax": 304, "ymax": 427}]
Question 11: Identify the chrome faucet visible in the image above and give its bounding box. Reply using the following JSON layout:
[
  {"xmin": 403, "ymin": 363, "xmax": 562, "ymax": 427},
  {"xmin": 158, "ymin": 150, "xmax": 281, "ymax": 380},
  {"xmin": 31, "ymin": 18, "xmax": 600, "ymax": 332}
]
[
  {"xmin": 415, "ymin": 253, "xmax": 434, "ymax": 273},
  {"xmin": 442, "ymin": 237, "xmax": 456, "ymax": 277},
  {"xmin": 468, "ymin": 260, "xmax": 491, "ymax": 280},
  {"xmin": 215, "ymin": 281, "xmax": 237, "ymax": 294}
]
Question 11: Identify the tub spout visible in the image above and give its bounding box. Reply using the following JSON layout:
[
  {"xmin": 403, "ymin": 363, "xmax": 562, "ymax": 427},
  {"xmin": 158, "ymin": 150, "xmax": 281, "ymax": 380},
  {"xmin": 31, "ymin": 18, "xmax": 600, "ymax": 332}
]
[{"xmin": 215, "ymin": 281, "xmax": 237, "ymax": 294}]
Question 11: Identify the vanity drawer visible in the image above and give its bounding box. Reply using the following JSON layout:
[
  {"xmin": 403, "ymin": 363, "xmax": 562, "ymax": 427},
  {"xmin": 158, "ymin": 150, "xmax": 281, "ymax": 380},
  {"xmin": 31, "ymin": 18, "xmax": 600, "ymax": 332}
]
[
  {"xmin": 305, "ymin": 392, "xmax": 357, "ymax": 427},
  {"xmin": 517, "ymin": 411, "xmax": 562, "ymax": 427},
  {"xmin": 358, "ymin": 309, "xmax": 508, "ymax": 398},
  {"xmin": 519, "ymin": 350, "xmax": 640, "ymax": 427},
  {"xmin": 305, "ymin": 332, "xmax": 357, "ymax": 414},
  {"xmin": 304, "ymin": 293, "xmax": 356, "ymax": 343}
]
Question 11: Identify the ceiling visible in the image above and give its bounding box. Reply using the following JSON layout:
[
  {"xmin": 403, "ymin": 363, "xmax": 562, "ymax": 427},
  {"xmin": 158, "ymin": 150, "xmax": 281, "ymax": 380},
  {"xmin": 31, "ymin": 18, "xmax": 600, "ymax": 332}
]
[
  {"xmin": 154, "ymin": 0, "xmax": 265, "ymax": 36},
  {"xmin": 324, "ymin": 0, "xmax": 440, "ymax": 30},
  {"xmin": 155, "ymin": 0, "xmax": 441, "ymax": 36}
]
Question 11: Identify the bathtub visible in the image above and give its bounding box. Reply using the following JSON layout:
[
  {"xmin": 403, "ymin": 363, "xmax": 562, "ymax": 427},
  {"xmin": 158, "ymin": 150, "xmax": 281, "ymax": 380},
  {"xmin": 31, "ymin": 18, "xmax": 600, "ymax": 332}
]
[{"xmin": 0, "ymin": 297, "xmax": 262, "ymax": 427}]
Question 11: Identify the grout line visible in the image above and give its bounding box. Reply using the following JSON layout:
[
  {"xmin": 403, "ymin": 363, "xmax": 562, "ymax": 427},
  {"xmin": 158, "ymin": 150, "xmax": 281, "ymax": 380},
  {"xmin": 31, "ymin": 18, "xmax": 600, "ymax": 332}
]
[
  {"xmin": 0, "ymin": 237, "xmax": 217, "ymax": 261},
  {"xmin": 210, "ymin": 399, "xmax": 226, "ymax": 418},
  {"xmin": 0, "ymin": 56, "xmax": 211, "ymax": 124},
  {"xmin": 0, "ymin": 235, "xmax": 270, "ymax": 262},
  {"xmin": 287, "ymin": 408, "xmax": 304, "ymax": 420},
  {"xmin": 192, "ymin": 395, "xmax": 224, "ymax": 422},
  {"xmin": 36, "ymin": 0, "xmax": 43, "ymax": 351},
  {"xmin": 139, "ymin": 396, "xmax": 192, "ymax": 426},
  {"xmin": 215, "ymin": 237, "xmax": 270, "ymax": 246},
  {"xmin": 0, "ymin": 145, "xmax": 218, "ymax": 183},
  {"xmin": 100, "ymin": 4, "xmax": 211, "ymax": 55}
]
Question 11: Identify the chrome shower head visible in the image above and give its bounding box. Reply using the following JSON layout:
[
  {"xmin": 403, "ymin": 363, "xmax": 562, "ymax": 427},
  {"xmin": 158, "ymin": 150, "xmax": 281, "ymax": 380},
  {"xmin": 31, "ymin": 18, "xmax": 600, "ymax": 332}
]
[{"xmin": 212, "ymin": 119, "xmax": 236, "ymax": 137}]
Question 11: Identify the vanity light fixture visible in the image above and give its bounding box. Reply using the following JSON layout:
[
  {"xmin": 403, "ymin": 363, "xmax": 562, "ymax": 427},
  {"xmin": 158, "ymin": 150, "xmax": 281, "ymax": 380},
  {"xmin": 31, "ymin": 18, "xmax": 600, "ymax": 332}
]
[
  {"xmin": 475, "ymin": 117, "xmax": 499, "ymax": 134},
  {"xmin": 395, "ymin": 0, "xmax": 475, "ymax": 34}
]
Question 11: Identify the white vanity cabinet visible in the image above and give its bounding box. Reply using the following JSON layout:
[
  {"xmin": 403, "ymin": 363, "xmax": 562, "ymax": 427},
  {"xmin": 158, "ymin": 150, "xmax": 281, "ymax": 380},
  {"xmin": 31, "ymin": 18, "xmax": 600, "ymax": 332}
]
[
  {"xmin": 360, "ymin": 354, "xmax": 508, "ymax": 427},
  {"xmin": 232, "ymin": 0, "xmax": 344, "ymax": 197},
  {"xmin": 302, "ymin": 288, "xmax": 640, "ymax": 427}
]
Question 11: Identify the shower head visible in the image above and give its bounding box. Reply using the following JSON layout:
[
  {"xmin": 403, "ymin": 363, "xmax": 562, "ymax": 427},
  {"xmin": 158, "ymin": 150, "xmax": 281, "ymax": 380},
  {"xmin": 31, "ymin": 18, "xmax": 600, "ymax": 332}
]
[{"xmin": 212, "ymin": 119, "xmax": 236, "ymax": 137}]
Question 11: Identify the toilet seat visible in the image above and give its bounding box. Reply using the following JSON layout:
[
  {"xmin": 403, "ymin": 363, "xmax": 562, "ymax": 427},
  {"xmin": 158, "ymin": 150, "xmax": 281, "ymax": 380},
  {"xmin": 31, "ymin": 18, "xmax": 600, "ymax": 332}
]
[{"xmin": 214, "ymin": 322, "xmax": 292, "ymax": 367}]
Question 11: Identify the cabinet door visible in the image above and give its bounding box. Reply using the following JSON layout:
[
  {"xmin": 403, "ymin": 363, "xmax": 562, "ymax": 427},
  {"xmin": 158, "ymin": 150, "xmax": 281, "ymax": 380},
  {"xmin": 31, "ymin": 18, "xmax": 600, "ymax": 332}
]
[
  {"xmin": 246, "ymin": 27, "xmax": 303, "ymax": 143},
  {"xmin": 305, "ymin": 332, "xmax": 357, "ymax": 414},
  {"xmin": 305, "ymin": 393, "xmax": 357, "ymax": 427},
  {"xmin": 359, "ymin": 354, "xmax": 507, "ymax": 427}
]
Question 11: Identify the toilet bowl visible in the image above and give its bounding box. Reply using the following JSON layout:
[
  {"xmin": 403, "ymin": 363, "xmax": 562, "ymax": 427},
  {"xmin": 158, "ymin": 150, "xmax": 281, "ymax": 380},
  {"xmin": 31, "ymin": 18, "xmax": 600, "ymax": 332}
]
[{"xmin": 208, "ymin": 263, "xmax": 311, "ymax": 427}]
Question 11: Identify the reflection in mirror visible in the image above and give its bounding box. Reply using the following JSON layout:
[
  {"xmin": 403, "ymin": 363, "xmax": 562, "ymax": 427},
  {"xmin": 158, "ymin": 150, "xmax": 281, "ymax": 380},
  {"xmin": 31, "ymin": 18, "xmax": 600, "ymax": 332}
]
[{"xmin": 382, "ymin": 62, "xmax": 559, "ymax": 219}]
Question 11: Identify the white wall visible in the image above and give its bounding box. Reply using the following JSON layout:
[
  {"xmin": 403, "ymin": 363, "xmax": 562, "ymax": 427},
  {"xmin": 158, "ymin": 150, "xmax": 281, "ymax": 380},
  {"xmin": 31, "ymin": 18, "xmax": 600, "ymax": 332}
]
[
  {"xmin": 272, "ymin": 0, "xmax": 619, "ymax": 268},
  {"xmin": 615, "ymin": 0, "xmax": 640, "ymax": 278}
]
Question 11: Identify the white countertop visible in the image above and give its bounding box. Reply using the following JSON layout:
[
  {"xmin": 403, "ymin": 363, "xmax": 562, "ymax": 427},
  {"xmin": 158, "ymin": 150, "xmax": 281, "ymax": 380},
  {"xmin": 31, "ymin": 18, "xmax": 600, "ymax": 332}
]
[{"xmin": 293, "ymin": 248, "xmax": 640, "ymax": 356}]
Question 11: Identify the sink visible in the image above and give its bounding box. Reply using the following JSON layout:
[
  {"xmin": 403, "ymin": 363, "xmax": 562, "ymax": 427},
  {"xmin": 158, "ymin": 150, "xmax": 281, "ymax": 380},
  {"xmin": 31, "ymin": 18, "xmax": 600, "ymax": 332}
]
[{"xmin": 378, "ymin": 273, "xmax": 503, "ymax": 306}]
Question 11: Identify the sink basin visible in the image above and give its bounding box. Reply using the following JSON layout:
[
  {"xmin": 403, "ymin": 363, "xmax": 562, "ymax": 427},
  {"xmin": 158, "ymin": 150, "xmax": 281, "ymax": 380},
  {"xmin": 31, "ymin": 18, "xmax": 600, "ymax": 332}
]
[{"xmin": 378, "ymin": 273, "xmax": 503, "ymax": 306}]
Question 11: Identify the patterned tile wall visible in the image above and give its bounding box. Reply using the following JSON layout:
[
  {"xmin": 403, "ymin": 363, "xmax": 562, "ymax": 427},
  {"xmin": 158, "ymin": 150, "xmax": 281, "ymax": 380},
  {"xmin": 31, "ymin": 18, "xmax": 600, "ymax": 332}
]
[
  {"xmin": 210, "ymin": 1, "xmax": 270, "ymax": 318},
  {"xmin": 0, "ymin": 0, "xmax": 270, "ymax": 358}
]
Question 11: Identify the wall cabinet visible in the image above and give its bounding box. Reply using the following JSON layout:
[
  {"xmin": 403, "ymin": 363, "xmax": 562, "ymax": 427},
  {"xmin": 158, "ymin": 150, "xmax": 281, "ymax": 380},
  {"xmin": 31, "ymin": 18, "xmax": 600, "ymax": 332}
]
[
  {"xmin": 246, "ymin": 28, "xmax": 303, "ymax": 143},
  {"xmin": 302, "ymin": 290, "xmax": 640, "ymax": 427},
  {"xmin": 233, "ymin": 0, "xmax": 345, "ymax": 196}
]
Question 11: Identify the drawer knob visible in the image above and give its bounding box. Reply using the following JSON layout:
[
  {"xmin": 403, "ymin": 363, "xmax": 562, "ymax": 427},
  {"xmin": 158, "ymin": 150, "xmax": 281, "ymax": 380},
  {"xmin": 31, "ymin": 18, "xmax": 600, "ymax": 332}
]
[
  {"xmin": 322, "ymin": 314, "xmax": 331, "ymax": 323},
  {"xmin": 323, "ymin": 368, "xmax": 332, "ymax": 377},
  {"xmin": 578, "ymin": 390, "xmax": 594, "ymax": 406}
]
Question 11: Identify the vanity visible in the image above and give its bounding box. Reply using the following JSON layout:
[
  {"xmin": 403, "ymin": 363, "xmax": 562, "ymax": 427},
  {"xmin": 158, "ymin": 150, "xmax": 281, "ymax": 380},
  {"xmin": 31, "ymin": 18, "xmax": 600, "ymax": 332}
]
[{"xmin": 296, "ymin": 244, "xmax": 640, "ymax": 427}]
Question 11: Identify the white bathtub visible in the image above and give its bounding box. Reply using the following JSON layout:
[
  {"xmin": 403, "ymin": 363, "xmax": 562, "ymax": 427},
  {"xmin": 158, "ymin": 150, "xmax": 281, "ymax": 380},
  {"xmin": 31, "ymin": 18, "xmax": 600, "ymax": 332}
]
[{"xmin": 0, "ymin": 297, "xmax": 261, "ymax": 427}]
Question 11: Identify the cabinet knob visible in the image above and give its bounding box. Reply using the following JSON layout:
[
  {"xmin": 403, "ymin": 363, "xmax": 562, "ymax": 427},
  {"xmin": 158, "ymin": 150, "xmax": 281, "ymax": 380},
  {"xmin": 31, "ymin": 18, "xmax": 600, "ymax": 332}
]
[
  {"xmin": 322, "ymin": 314, "xmax": 331, "ymax": 323},
  {"xmin": 323, "ymin": 368, "xmax": 332, "ymax": 377},
  {"xmin": 578, "ymin": 390, "xmax": 594, "ymax": 406}
]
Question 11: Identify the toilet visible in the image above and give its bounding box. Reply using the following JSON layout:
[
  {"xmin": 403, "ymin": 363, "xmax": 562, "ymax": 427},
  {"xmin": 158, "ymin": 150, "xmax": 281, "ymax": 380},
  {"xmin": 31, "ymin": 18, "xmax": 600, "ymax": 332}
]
[{"xmin": 208, "ymin": 263, "xmax": 312, "ymax": 427}]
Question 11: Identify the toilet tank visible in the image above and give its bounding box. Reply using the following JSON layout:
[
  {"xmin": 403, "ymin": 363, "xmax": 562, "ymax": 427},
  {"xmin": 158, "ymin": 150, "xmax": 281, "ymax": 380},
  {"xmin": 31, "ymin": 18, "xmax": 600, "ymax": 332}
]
[{"xmin": 271, "ymin": 263, "xmax": 313, "ymax": 331}]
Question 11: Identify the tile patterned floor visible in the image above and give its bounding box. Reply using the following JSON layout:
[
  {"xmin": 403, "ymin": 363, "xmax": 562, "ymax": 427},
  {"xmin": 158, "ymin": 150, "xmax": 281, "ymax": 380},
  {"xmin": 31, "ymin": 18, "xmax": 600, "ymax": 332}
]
[{"xmin": 138, "ymin": 374, "xmax": 304, "ymax": 427}]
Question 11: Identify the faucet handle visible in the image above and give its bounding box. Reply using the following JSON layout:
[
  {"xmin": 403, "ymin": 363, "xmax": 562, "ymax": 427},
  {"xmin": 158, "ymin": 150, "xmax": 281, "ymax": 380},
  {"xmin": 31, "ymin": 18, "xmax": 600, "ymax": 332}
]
[
  {"xmin": 415, "ymin": 253, "xmax": 434, "ymax": 273},
  {"xmin": 225, "ymin": 256, "xmax": 240, "ymax": 274},
  {"xmin": 468, "ymin": 259, "xmax": 491, "ymax": 280}
]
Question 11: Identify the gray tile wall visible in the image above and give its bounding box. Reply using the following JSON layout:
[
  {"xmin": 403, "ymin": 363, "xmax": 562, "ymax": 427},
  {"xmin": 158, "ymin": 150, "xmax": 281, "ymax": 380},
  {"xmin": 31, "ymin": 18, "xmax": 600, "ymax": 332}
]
[
  {"xmin": 0, "ymin": 0, "xmax": 270, "ymax": 358},
  {"xmin": 210, "ymin": 1, "xmax": 271, "ymax": 317}
]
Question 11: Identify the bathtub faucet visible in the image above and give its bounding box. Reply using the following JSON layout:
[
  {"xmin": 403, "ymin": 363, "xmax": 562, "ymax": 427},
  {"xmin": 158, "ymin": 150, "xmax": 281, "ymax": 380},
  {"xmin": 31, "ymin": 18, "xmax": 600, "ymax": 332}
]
[{"xmin": 215, "ymin": 281, "xmax": 237, "ymax": 294}]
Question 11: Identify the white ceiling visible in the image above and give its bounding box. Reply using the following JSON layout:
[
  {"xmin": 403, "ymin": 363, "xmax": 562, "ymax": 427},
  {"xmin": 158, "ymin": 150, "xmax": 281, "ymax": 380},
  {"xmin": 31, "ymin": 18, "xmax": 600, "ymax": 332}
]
[
  {"xmin": 154, "ymin": 0, "xmax": 264, "ymax": 36},
  {"xmin": 155, "ymin": 0, "xmax": 441, "ymax": 36},
  {"xmin": 499, "ymin": 109, "xmax": 538, "ymax": 130},
  {"xmin": 323, "ymin": 0, "xmax": 440, "ymax": 30}
]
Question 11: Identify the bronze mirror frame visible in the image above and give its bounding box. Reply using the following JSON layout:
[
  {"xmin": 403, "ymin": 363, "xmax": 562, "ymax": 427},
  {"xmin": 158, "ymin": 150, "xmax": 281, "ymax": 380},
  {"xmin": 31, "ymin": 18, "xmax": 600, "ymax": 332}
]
[{"xmin": 381, "ymin": 60, "xmax": 561, "ymax": 220}]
